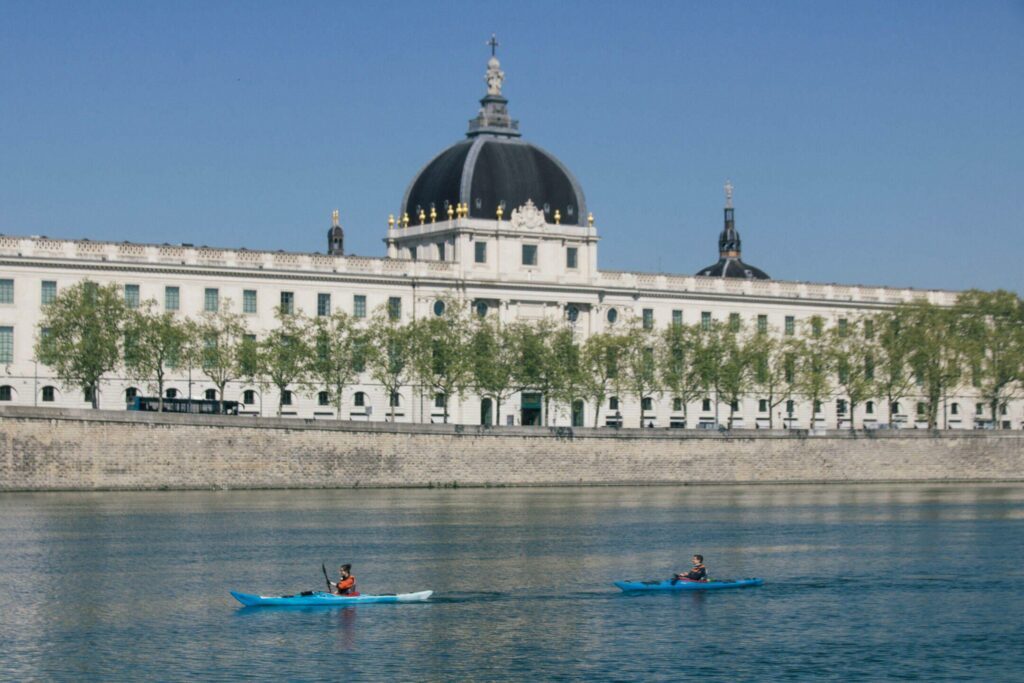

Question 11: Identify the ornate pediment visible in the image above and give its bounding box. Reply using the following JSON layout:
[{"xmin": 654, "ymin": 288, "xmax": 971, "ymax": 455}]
[{"xmin": 509, "ymin": 199, "xmax": 546, "ymax": 230}]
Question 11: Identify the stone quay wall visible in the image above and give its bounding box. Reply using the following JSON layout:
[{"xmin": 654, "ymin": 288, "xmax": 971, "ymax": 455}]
[{"xmin": 1, "ymin": 407, "xmax": 1022, "ymax": 491}]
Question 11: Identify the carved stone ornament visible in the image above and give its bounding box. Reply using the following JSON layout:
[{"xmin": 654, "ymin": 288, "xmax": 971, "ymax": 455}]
[{"xmin": 510, "ymin": 199, "xmax": 546, "ymax": 230}]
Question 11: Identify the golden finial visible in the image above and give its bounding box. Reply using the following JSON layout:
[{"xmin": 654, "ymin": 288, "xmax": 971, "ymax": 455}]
[
  {"xmin": 418, "ymin": 209, "xmax": 426, "ymax": 225},
  {"xmin": 331, "ymin": 209, "xmax": 340, "ymax": 228},
  {"xmin": 496, "ymin": 204, "xmax": 504, "ymax": 221},
  {"xmin": 447, "ymin": 204, "xmax": 454, "ymax": 220},
  {"xmin": 430, "ymin": 206, "xmax": 437, "ymax": 223},
  {"xmin": 587, "ymin": 212, "xmax": 594, "ymax": 227},
  {"xmin": 402, "ymin": 212, "xmax": 410, "ymax": 228},
  {"xmin": 461, "ymin": 202, "xmax": 469, "ymax": 217},
  {"xmin": 554, "ymin": 209, "xmax": 561, "ymax": 225},
  {"xmin": 388, "ymin": 214, "xmax": 395, "ymax": 229}
]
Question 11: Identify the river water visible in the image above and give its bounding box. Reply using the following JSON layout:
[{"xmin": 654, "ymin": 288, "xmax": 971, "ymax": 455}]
[{"xmin": 1, "ymin": 484, "xmax": 1022, "ymax": 681}]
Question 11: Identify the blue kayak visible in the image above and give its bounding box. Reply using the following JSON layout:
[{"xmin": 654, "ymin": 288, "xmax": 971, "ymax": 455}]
[
  {"xmin": 231, "ymin": 590, "xmax": 433, "ymax": 606},
  {"xmin": 615, "ymin": 578, "xmax": 763, "ymax": 592}
]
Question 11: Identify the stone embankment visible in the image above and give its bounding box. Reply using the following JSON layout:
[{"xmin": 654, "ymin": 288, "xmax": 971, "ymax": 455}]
[{"xmin": 1, "ymin": 406, "xmax": 1022, "ymax": 491}]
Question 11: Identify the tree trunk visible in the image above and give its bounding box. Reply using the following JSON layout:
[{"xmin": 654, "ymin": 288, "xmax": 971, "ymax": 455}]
[
  {"xmin": 91, "ymin": 383, "xmax": 99, "ymax": 409},
  {"xmin": 849, "ymin": 402, "xmax": 856, "ymax": 431},
  {"xmin": 157, "ymin": 377, "xmax": 164, "ymax": 413}
]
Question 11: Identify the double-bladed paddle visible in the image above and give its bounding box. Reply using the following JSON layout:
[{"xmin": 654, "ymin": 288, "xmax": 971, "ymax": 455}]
[{"xmin": 322, "ymin": 563, "xmax": 331, "ymax": 593}]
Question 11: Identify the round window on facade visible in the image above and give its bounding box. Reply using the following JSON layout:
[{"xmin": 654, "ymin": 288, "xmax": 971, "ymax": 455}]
[
  {"xmin": 433, "ymin": 300, "xmax": 446, "ymax": 317},
  {"xmin": 475, "ymin": 301, "xmax": 489, "ymax": 318},
  {"xmin": 566, "ymin": 305, "xmax": 579, "ymax": 323},
  {"xmin": 607, "ymin": 308, "xmax": 618, "ymax": 324}
]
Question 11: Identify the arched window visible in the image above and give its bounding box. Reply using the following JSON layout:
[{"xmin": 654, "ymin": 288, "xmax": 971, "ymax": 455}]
[
  {"xmin": 434, "ymin": 393, "xmax": 446, "ymax": 408},
  {"xmin": 390, "ymin": 392, "xmax": 401, "ymax": 407},
  {"xmin": 205, "ymin": 389, "xmax": 217, "ymax": 400},
  {"xmin": 243, "ymin": 390, "xmax": 256, "ymax": 405},
  {"xmin": 354, "ymin": 392, "xmax": 366, "ymax": 407},
  {"xmin": 124, "ymin": 387, "xmax": 138, "ymax": 401},
  {"xmin": 891, "ymin": 402, "xmax": 901, "ymax": 414},
  {"xmin": 281, "ymin": 390, "xmax": 293, "ymax": 406},
  {"xmin": 165, "ymin": 388, "xmax": 178, "ymax": 399},
  {"xmin": 475, "ymin": 301, "xmax": 488, "ymax": 318},
  {"xmin": 318, "ymin": 391, "xmax": 329, "ymax": 406},
  {"xmin": 951, "ymin": 402, "xmax": 960, "ymax": 416},
  {"xmin": 571, "ymin": 399, "xmax": 584, "ymax": 427},
  {"xmin": 641, "ymin": 397, "xmax": 653, "ymax": 411},
  {"xmin": 866, "ymin": 401, "xmax": 875, "ymax": 415},
  {"xmin": 606, "ymin": 308, "xmax": 618, "ymax": 324},
  {"xmin": 609, "ymin": 396, "xmax": 619, "ymax": 410},
  {"xmin": 0, "ymin": 385, "xmax": 13, "ymax": 401},
  {"xmin": 42, "ymin": 386, "xmax": 56, "ymax": 402}
]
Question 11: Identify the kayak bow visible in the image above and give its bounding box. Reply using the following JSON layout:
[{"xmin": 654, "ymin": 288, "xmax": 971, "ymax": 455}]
[
  {"xmin": 614, "ymin": 578, "xmax": 763, "ymax": 592},
  {"xmin": 231, "ymin": 590, "xmax": 433, "ymax": 606}
]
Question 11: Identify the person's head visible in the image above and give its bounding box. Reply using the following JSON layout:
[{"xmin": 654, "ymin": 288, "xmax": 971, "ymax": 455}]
[
  {"xmin": 340, "ymin": 564, "xmax": 351, "ymax": 576},
  {"xmin": 692, "ymin": 554, "xmax": 703, "ymax": 565}
]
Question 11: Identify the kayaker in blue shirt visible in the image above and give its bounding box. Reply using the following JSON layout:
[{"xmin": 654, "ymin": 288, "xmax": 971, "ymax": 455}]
[{"xmin": 674, "ymin": 555, "xmax": 707, "ymax": 582}]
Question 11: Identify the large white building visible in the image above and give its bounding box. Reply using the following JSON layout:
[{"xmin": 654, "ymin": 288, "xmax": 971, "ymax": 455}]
[{"xmin": 0, "ymin": 52, "xmax": 1014, "ymax": 430}]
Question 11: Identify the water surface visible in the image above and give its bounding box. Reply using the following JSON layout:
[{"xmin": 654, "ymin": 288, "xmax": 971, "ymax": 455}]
[{"xmin": 1, "ymin": 484, "xmax": 1022, "ymax": 681}]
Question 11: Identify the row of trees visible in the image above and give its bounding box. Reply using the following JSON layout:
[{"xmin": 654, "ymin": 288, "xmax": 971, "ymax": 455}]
[{"xmin": 35, "ymin": 282, "xmax": 1024, "ymax": 428}]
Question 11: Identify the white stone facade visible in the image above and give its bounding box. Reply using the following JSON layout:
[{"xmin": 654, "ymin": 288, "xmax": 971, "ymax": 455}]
[{"xmin": 3, "ymin": 226, "xmax": 1015, "ymax": 431}]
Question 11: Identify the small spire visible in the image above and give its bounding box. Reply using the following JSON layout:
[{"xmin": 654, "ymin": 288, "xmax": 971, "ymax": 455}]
[
  {"xmin": 724, "ymin": 180, "xmax": 734, "ymax": 209},
  {"xmin": 331, "ymin": 209, "xmax": 340, "ymax": 227}
]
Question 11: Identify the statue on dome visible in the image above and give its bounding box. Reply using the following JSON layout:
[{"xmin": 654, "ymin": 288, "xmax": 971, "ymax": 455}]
[{"xmin": 486, "ymin": 56, "xmax": 504, "ymax": 96}]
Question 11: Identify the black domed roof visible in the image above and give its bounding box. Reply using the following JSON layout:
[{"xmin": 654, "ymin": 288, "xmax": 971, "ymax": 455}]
[
  {"xmin": 696, "ymin": 200, "xmax": 770, "ymax": 280},
  {"xmin": 400, "ymin": 53, "xmax": 586, "ymax": 226},
  {"xmin": 401, "ymin": 137, "xmax": 587, "ymax": 226}
]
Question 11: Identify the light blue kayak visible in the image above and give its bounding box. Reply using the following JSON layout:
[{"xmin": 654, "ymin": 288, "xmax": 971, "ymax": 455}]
[
  {"xmin": 231, "ymin": 590, "xmax": 433, "ymax": 606},
  {"xmin": 615, "ymin": 578, "xmax": 763, "ymax": 592}
]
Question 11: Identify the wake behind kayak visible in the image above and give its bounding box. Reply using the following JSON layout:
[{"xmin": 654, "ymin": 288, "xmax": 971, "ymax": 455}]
[
  {"xmin": 615, "ymin": 578, "xmax": 763, "ymax": 592},
  {"xmin": 231, "ymin": 590, "xmax": 433, "ymax": 606}
]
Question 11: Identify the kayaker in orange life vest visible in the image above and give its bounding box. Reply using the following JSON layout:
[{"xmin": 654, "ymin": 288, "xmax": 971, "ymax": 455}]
[
  {"xmin": 673, "ymin": 554, "xmax": 707, "ymax": 582},
  {"xmin": 330, "ymin": 564, "xmax": 358, "ymax": 596}
]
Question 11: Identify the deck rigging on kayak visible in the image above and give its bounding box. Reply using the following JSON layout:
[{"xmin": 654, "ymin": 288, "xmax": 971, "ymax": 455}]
[{"xmin": 614, "ymin": 578, "xmax": 764, "ymax": 591}]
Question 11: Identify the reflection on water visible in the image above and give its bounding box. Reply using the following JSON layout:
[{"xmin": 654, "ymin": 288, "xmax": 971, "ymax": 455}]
[{"xmin": 0, "ymin": 484, "xmax": 1022, "ymax": 680}]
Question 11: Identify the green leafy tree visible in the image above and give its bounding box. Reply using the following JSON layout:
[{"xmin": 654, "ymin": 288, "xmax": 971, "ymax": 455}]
[
  {"xmin": 580, "ymin": 331, "xmax": 626, "ymax": 427},
  {"xmin": 35, "ymin": 280, "xmax": 129, "ymax": 409},
  {"xmin": 876, "ymin": 309, "xmax": 916, "ymax": 425},
  {"xmin": 468, "ymin": 318, "xmax": 519, "ymax": 423},
  {"xmin": 123, "ymin": 300, "xmax": 194, "ymax": 412},
  {"xmin": 620, "ymin": 322, "xmax": 660, "ymax": 427},
  {"xmin": 512, "ymin": 318, "xmax": 561, "ymax": 425},
  {"xmin": 718, "ymin": 325, "xmax": 751, "ymax": 429},
  {"xmin": 197, "ymin": 301, "xmax": 249, "ymax": 414},
  {"xmin": 905, "ymin": 302, "xmax": 964, "ymax": 429},
  {"xmin": 550, "ymin": 326, "xmax": 586, "ymax": 425},
  {"xmin": 253, "ymin": 309, "xmax": 312, "ymax": 417},
  {"xmin": 956, "ymin": 290, "xmax": 1024, "ymax": 428},
  {"xmin": 797, "ymin": 316, "xmax": 833, "ymax": 428},
  {"xmin": 409, "ymin": 298, "xmax": 472, "ymax": 423},
  {"xmin": 657, "ymin": 323, "xmax": 703, "ymax": 428},
  {"xmin": 366, "ymin": 308, "xmax": 416, "ymax": 421},
  {"xmin": 692, "ymin": 321, "xmax": 727, "ymax": 426},
  {"xmin": 828, "ymin": 316, "xmax": 877, "ymax": 430},
  {"xmin": 746, "ymin": 326, "xmax": 800, "ymax": 428},
  {"xmin": 305, "ymin": 310, "xmax": 361, "ymax": 419}
]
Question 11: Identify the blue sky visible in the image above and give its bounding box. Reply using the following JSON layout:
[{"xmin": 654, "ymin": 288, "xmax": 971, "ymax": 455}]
[{"xmin": 2, "ymin": 1, "xmax": 1022, "ymax": 293}]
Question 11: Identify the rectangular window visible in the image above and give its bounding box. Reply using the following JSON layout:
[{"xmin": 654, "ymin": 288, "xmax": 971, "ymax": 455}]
[
  {"xmin": 409, "ymin": 246, "xmax": 417, "ymax": 261},
  {"xmin": 786, "ymin": 399, "xmax": 795, "ymax": 414},
  {"xmin": 811, "ymin": 317, "xmax": 823, "ymax": 337},
  {"xmin": 243, "ymin": 290, "xmax": 257, "ymax": 314},
  {"xmin": 866, "ymin": 401, "xmax": 875, "ymax": 414},
  {"xmin": 785, "ymin": 316, "xmax": 795, "ymax": 336},
  {"xmin": 522, "ymin": 244, "xmax": 538, "ymax": 266},
  {"xmin": 204, "ymin": 288, "xmax": 219, "ymax": 312},
  {"xmin": 729, "ymin": 312, "xmax": 740, "ymax": 331},
  {"xmin": 165, "ymin": 286, "xmax": 180, "ymax": 311},
  {"xmin": 951, "ymin": 403, "xmax": 959, "ymax": 415},
  {"xmin": 672, "ymin": 310, "xmax": 683, "ymax": 327},
  {"xmin": 642, "ymin": 308, "xmax": 654, "ymax": 330},
  {"xmin": 566, "ymin": 247, "xmax": 578, "ymax": 269},
  {"xmin": 317, "ymin": 293, "xmax": 331, "ymax": 317},
  {"xmin": 475, "ymin": 241, "xmax": 487, "ymax": 264},
  {"xmin": 701, "ymin": 311, "xmax": 711, "ymax": 331},
  {"xmin": 702, "ymin": 398, "xmax": 712, "ymax": 412},
  {"xmin": 124, "ymin": 284, "xmax": 140, "ymax": 309},
  {"xmin": 837, "ymin": 399, "xmax": 847, "ymax": 415},
  {"xmin": 673, "ymin": 398, "xmax": 683, "ymax": 411},
  {"xmin": 0, "ymin": 279, "xmax": 13, "ymax": 304},
  {"xmin": 609, "ymin": 397, "xmax": 619, "ymax": 410},
  {"xmin": 757, "ymin": 314, "xmax": 768, "ymax": 333},
  {"xmin": 759, "ymin": 399, "xmax": 768, "ymax": 412},
  {"xmin": 437, "ymin": 242, "xmax": 446, "ymax": 261},
  {"xmin": 0, "ymin": 326, "xmax": 12, "ymax": 363},
  {"xmin": 41, "ymin": 281, "xmax": 57, "ymax": 305},
  {"xmin": 388, "ymin": 296, "xmax": 402, "ymax": 321},
  {"xmin": 864, "ymin": 319, "xmax": 875, "ymax": 339},
  {"xmin": 353, "ymin": 295, "xmax": 367, "ymax": 318},
  {"xmin": 434, "ymin": 393, "xmax": 446, "ymax": 408},
  {"xmin": 917, "ymin": 402, "xmax": 926, "ymax": 415},
  {"xmin": 976, "ymin": 403, "xmax": 984, "ymax": 416},
  {"xmin": 838, "ymin": 318, "xmax": 848, "ymax": 337},
  {"xmin": 280, "ymin": 291, "xmax": 294, "ymax": 314}
]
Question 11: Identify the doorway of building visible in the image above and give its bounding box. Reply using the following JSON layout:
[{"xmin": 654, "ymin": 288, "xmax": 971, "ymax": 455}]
[
  {"xmin": 481, "ymin": 398, "xmax": 493, "ymax": 426},
  {"xmin": 521, "ymin": 392, "xmax": 542, "ymax": 426},
  {"xmin": 571, "ymin": 399, "xmax": 585, "ymax": 427}
]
